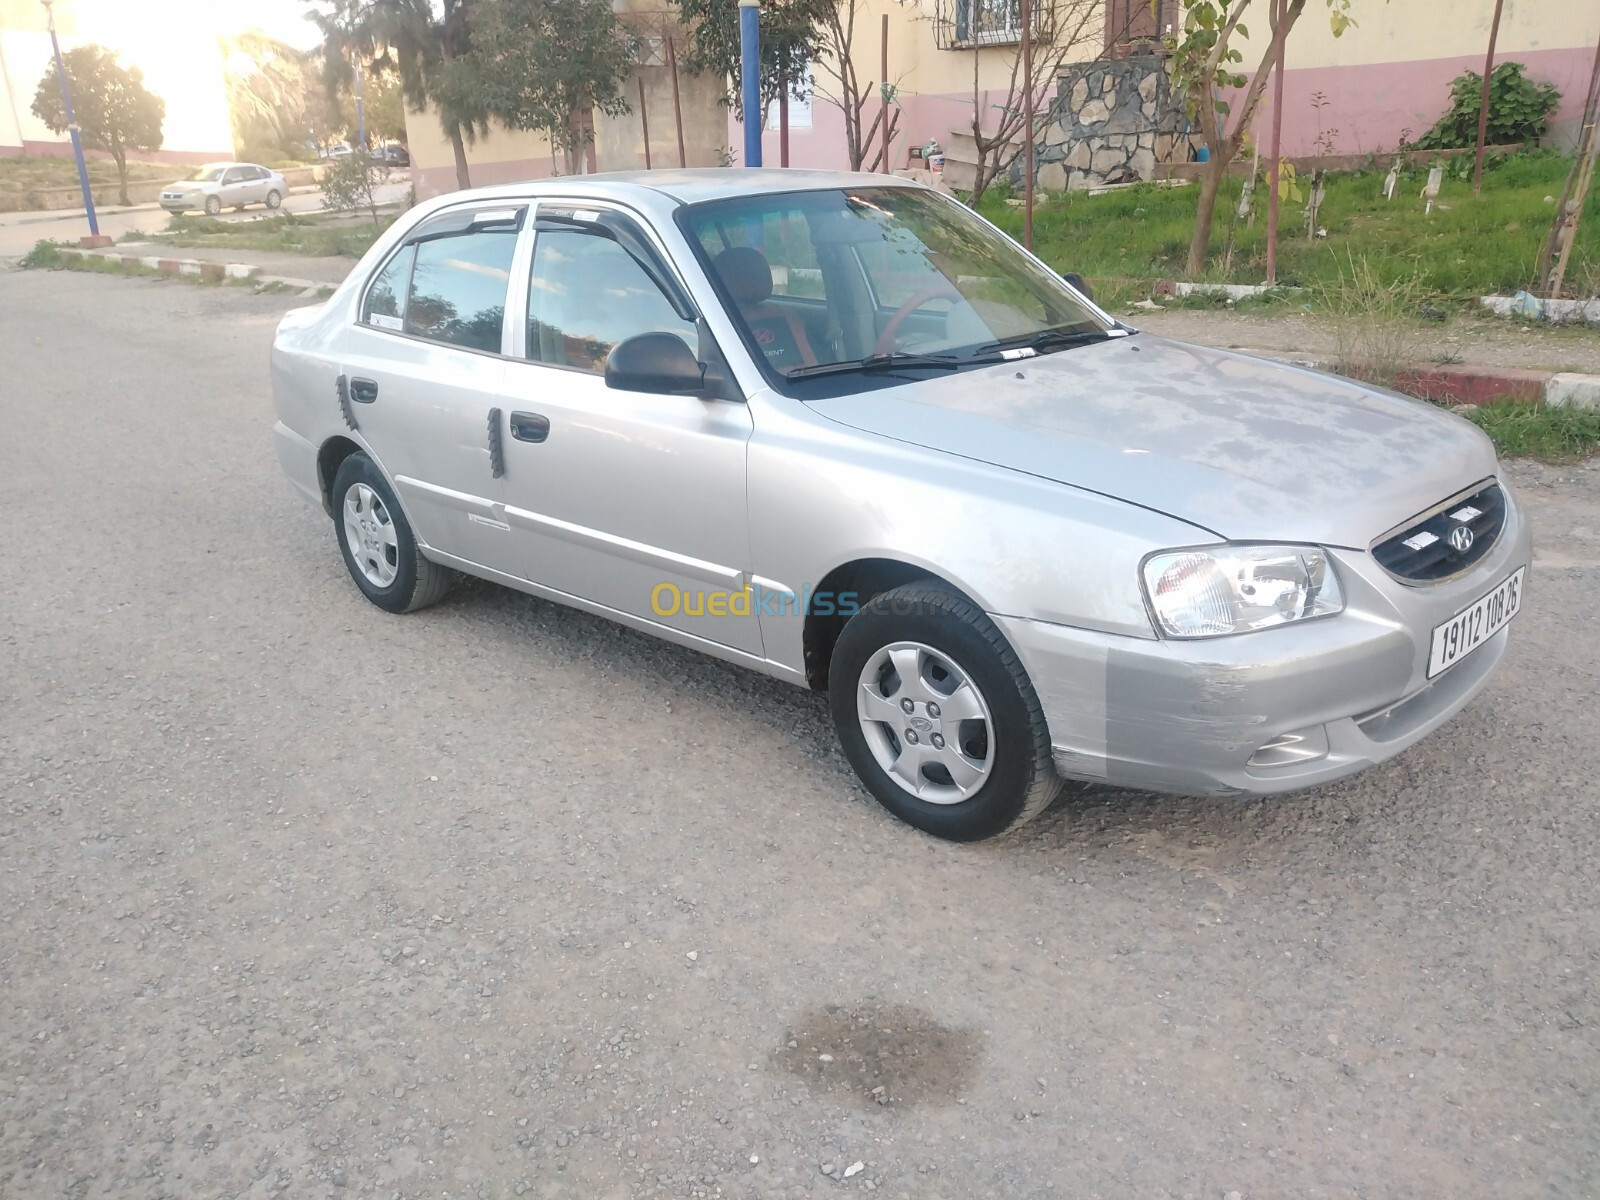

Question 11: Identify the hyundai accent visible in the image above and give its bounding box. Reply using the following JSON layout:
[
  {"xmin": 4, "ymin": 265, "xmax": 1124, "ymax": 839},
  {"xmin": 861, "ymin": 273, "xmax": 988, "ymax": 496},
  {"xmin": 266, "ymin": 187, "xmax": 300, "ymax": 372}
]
[{"xmin": 270, "ymin": 169, "xmax": 1530, "ymax": 840}]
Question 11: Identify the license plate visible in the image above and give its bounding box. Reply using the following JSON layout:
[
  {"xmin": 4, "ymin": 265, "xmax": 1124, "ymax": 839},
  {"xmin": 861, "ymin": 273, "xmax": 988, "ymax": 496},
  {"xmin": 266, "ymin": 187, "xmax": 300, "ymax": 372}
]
[{"xmin": 1427, "ymin": 567, "xmax": 1524, "ymax": 678}]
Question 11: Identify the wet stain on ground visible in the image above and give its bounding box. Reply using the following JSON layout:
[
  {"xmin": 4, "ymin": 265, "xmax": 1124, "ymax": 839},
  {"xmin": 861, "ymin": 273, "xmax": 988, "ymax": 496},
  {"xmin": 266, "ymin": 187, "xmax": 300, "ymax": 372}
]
[{"xmin": 774, "ymin": 1002, "xmax": 981, "ymax": 1109}]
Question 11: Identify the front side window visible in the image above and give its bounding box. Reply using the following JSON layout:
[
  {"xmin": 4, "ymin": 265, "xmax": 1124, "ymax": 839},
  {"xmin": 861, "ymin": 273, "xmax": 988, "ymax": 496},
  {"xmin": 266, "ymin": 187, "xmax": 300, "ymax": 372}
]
[
  {"xmin": 679, "ymin": 186, "xmax": 1108, "ymax": 394},
  {"xmin": 223, "ymin": 168, "xmax": 246, "ymax": 184},
  {"xmin": 189, "ymin": 166, "xmax": 225, "ymax": 183},
  {"xmin": 525, "ymin": 226, "xmax": 696, "ymax": 373}
]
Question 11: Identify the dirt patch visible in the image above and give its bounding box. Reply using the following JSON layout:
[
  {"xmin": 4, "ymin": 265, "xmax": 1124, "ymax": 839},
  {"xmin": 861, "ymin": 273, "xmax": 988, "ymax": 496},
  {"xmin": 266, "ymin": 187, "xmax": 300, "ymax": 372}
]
[{"xmin": 775, "ymin": 1002, "xmax": 981, "ymax": 1109}]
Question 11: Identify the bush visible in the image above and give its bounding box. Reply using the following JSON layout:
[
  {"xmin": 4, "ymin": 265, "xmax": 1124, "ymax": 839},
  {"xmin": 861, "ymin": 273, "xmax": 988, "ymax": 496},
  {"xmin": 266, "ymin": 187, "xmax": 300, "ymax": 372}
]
[
  {"xmin": 1414, "ymin": 62, "xmax": 1560, "ymax": 150},
  {"xmin": 20, "ymin": 240, "xmax": 64, "ymax": 268},
  {"xmin": 319, "ymin": 152, "xmax": 385, "ymax": 223}
]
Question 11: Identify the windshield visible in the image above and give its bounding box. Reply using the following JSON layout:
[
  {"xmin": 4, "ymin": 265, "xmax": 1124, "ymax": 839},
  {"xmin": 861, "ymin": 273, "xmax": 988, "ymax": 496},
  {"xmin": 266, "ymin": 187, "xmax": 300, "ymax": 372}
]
[
  {"xmin": 679, "ymin": 186, "xmax": 1107, "ymax": 394},
  {"xmin": 187, "ymin": 167, "xmax": 226, "ymax": 183}
]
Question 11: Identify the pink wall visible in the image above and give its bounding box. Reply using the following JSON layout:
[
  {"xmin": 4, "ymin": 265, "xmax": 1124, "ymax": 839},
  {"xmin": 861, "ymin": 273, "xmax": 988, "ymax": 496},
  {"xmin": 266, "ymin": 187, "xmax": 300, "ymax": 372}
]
[
  {"xmin": 728, "ymin": 91, "xmax": 980, "ymax": 172},
  {"xmin": 727, "ymin": 44, "xmax": 1595, "ymax": 174},
  {"xmin": 1241, "ymin": 45, "xmax": 1593, "ymax": 158}
]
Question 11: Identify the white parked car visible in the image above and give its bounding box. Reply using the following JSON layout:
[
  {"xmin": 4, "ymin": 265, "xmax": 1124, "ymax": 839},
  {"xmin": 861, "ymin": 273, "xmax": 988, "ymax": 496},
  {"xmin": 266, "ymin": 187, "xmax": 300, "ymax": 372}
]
[{"xmin": 160, "ymin": 163, "xmax": 287, "ymax": 216}]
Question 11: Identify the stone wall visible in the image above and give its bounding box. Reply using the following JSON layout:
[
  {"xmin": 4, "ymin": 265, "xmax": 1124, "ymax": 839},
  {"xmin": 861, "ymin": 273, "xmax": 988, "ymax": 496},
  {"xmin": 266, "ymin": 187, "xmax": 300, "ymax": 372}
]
[{"xmin": 1030, "ymin": 54, "xmax": 1193, "ymax": 191}]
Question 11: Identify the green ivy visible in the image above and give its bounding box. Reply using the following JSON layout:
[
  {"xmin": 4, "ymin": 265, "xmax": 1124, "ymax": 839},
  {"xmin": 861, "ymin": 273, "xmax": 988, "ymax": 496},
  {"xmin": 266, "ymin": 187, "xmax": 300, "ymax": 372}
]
[{"xmin": 1413, "ymin": 62, "xmax": 1560, "ymax": 150}]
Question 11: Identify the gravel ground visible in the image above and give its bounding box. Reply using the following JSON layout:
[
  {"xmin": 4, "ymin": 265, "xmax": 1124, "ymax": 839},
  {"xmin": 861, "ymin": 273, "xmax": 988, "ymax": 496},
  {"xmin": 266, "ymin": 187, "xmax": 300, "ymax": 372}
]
[
  {"xmin": 2, "ymin": 267, "xmax": 1598, "ymax": 1200},
  {"xmin": 1131, "ymin": 307, "xmax": 1600, "ymax": 374}
]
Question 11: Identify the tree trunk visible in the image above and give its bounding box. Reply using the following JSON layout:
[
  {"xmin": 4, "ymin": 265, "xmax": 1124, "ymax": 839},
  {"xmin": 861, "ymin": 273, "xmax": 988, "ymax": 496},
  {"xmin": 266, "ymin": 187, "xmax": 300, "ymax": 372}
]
[
  {"xmin": 449, "ymin": 126, "xmax": 472, "ymax": 190},
  {"xmin": 1185, "ymin": 159, "xmax": 1226, "ymax": 277},
  {"xmin": 113, "ymin": 145, "xmax": 129, "ymax": 206}
]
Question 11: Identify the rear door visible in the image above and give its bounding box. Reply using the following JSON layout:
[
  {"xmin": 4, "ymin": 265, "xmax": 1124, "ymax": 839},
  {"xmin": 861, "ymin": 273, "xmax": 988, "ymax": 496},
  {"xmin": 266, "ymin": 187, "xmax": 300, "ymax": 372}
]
[{"xmin": 338, "ymin": 202, "xmax": 527, "ymax": 575}]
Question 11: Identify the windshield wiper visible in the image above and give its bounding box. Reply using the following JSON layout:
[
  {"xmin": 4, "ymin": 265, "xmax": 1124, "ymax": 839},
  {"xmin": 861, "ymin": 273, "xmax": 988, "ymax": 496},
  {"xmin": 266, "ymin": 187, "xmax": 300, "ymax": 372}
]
[
  {"xmin": 786, "ymin": 351, "xmax": 962, "ymax": 380},
  {"xmin": 973, "ymin": 326, "xmax": 1128, "ymax": 357}
]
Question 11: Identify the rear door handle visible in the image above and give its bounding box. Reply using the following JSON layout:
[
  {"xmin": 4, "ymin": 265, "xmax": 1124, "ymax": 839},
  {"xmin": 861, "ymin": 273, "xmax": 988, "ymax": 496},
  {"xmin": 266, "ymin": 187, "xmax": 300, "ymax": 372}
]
[
  {"xmin": 349, "ymin": 377, "xmax": 379, "ymax": 404},
  {"xmin": 509, "ymin": 411, "xmax": 549, "ymax": 443}
]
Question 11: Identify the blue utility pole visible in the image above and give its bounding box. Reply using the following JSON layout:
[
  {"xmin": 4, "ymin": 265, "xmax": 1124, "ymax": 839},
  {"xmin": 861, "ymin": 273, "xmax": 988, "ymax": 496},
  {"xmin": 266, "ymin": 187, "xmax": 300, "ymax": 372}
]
[
  {"xmin": 40, "ymin": 0, "xmax": 99, "ymax": 237},
  {"xmin": 738, "ymin": 0, "xmax": 761, "ymax": 167}
]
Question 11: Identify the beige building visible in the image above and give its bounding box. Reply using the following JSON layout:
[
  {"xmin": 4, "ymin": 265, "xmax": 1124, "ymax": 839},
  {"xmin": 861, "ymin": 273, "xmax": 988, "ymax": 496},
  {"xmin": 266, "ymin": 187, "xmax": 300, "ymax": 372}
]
[{"xmin": 405, "ymin": 3, "xmax": 728, "ymax": 201}]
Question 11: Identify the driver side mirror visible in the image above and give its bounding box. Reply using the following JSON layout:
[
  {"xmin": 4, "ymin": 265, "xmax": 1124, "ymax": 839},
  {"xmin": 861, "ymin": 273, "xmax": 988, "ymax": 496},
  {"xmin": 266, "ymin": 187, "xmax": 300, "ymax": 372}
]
[
  {"xmin": 1060, "ymin": 271, "xmax": 1093, "ymax": 302},
  {"xmin": 605, "ymin": 332, "xmax": 708, "ymax": 396}
]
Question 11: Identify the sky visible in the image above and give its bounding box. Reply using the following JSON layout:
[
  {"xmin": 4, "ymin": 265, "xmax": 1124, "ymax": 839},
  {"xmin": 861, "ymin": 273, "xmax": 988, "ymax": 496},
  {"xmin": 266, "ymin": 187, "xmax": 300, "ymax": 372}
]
[{"xmin": 216, "ymin": 0, "xmax": 324, "ymax": 51}]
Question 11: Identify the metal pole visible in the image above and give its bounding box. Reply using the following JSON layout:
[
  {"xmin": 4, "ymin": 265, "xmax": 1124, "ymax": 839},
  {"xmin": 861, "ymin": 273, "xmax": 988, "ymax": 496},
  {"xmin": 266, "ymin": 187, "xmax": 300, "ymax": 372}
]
[
  {"xmin": 638, "ymin": 74, "xmax": 652, "ymax": 169},
  {"xmin": 1021, "ymin": 0, "xmax": 1033, "ymax": 249},
  {"xmin": 878, "ymin": 13, "xmax": 890, "ymax": 172},
  {"xmin": 40, "ymin": 0, "xmax": 98, "ymax": 237},
  {"xmin": 778, "ymin": 69, "xmax": 790, "ymax": 167},
  {"xmin": 1472, "ymin": 0, "xmax": 1505, "ymax": 194},
  {"xmin": 738, "ymin": 0, "xmax": 762, "ymax": 167},
  {"xmin": 1265, "ymin": 0, "xmax": 1287, "ymax": 286},
  {"xmin": 666, "ymin": 36, "xmax": 687, "ymax": 168},
  {"xmin": 355, "ymin": 59, "xmax": 366, "ymax": 151}
]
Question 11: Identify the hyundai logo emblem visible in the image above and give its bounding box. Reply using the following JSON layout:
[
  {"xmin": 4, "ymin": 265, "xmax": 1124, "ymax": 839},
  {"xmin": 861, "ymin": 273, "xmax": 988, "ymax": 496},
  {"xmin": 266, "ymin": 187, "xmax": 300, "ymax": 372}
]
[{"xmin": 1448, "ymin": 525, "xmax": 1475, "ymax": 554}]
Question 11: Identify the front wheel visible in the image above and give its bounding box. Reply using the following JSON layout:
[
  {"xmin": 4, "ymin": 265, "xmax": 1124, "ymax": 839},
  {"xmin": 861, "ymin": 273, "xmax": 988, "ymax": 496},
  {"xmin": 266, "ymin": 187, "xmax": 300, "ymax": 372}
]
[
  {"xmin": 828, "ymin": 582, "xmax": 1059, "ymax": 841},
  {"xmin": 331, "ymin": 452, "xmax": 452, "ymax": 614},
  {"xmin": 204, "ymin": 195, "xmax": 221, "ymax": 216}
]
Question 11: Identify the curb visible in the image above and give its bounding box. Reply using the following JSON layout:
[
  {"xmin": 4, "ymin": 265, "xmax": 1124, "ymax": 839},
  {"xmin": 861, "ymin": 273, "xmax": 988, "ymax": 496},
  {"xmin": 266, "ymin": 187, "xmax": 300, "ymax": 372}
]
[{"xmin": 52, "ymin": 246, "xmax": 333, "ymax": 296}]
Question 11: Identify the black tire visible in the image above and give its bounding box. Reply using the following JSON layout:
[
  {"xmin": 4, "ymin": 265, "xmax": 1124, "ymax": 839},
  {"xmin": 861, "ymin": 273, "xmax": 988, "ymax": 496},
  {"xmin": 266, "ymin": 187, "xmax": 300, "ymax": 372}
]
[
  {"xmin": 330, "ymin": 452, "xmax": 452, "ymax": 614},
  {"xmin": 828, "ymin": 582, "xmax": 1060, "ymax": 841},
  {"xmin": 265, "ymin": 190, "xmax": 282, "ymax": 210}
]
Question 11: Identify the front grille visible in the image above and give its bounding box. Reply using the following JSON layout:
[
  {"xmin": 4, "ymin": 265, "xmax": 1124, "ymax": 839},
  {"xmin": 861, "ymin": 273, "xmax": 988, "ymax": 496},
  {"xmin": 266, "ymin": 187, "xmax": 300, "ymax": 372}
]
[{"xmin": 1372, "ymin": 480, "xmax": 1504, "ymax": 583}]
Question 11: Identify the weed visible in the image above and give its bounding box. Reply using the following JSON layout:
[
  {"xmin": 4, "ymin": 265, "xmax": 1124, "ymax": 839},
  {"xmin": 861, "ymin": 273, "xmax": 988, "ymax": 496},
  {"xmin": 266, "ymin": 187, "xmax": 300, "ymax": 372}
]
[
  {"xmin": 1313, "ymin": 250, "xmax": 1429, "ymax": 387},
  {"xmin": 19, "ymin": 240, "xmax": 65, "ymax": 269},
  {"xmin": 1464, "ymin": 401, "xmax": 1600, "ymax": 462}
]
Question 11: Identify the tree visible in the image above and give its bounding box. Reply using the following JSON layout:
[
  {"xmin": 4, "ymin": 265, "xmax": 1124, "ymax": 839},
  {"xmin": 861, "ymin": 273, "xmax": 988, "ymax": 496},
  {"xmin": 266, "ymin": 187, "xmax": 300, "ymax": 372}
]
[
  {"xmin": 340, "ymin": 64, "xmax": 409, "ymax": 147},
  {"xmin": 321, "ymin": 150, "xmax": 386, "ymax": 222},
  {"xmin": 1169, "ymin": 0, "xmax": 1358, "ymax": 277},
  {"xmin": 811, "ymin": 0, "xmax": 901, "ymax": 172},
  {"xmin": 453, "ymin": 0, "xmax": 640, "ymax": 175},
  {"xmin": 671, "ymin": 0, "xmax": 829, "ymax": 121},
  {"xmin": 223, "ymin": 31, "xmax": 315, "ymax": 160},
  {"xmin": 307, "ymin": 0, "xmax": 487, "ymax": 189},
  {"xmin": 31, "ymin": 45, "xmax": 165, "ymax": 205},
  {"xmin": 959, "ymin": 0, "xmax": 1102, "ymax": 203}
]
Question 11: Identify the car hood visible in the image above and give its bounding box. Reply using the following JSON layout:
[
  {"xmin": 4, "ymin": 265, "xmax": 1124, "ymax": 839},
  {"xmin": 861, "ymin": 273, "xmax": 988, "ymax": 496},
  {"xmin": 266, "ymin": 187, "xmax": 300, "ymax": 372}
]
[{"xmin": 806, "ymin": 334, "xmax": 1498, "ymax": 546}]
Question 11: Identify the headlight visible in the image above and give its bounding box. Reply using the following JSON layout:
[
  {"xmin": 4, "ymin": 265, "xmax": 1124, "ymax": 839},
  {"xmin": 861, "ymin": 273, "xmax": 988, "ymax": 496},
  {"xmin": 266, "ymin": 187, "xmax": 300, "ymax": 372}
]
[{"xmin": 1142, "ymin": 544, "xmax": 1343, "ymax": 638}]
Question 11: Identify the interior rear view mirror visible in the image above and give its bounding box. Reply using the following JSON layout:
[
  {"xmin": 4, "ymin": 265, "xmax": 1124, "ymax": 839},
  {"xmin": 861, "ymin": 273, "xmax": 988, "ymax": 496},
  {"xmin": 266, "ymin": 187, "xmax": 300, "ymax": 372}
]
[{"xmin": 1060, "ymin": 271, "xmax": 1093, "ymax": 302}]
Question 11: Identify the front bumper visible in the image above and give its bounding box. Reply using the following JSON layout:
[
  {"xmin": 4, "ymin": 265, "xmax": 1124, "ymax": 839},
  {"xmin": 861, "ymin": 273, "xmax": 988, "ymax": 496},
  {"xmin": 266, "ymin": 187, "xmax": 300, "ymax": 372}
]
[{"xmin": 996, "ymin": 486, "xmax": 1532, "ymax": 797}]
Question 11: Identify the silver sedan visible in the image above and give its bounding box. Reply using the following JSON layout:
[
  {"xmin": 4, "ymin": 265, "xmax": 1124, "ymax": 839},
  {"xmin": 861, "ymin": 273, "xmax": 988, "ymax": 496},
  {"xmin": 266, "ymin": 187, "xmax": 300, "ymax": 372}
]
[
  {"xmin": 269, "ymin": 170, "xmax": 1530, "ymax": 840},
  {"xmin": 160, "ymin": 162, "xmax": 287, "ymax": 216}
]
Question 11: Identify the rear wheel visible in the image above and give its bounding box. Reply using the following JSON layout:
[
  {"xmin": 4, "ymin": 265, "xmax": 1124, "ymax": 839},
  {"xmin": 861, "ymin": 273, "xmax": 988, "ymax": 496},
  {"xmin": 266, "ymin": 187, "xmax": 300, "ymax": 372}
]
[
  {"xmin": 265, "ymin": 189, "xmax": 282, "ymax": 210},
  {"xmin": 828, "ymin": 582, "xmax": 1059, "ymax": 841},
  {"xmin": 331, "ymin": 452, "xmax": 452, "ymax": 614}
]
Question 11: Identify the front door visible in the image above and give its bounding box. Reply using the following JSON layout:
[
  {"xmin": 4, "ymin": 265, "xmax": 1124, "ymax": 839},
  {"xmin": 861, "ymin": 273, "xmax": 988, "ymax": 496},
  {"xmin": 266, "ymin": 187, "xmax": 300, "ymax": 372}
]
[
  {"xmin": 338, "ymin": 204, "xmax": 527, "ymax": 575},
  {"xmin": 496, "ymin": 208, "xmax": 761, "ymax": 656}
]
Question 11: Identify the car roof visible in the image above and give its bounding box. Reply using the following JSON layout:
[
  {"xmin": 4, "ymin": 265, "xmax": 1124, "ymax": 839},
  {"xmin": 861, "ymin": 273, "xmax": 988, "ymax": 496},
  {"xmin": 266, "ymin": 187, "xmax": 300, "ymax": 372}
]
[{"xmin": 435, "ymin": 168, "xmax": 921, "ymax": 209}]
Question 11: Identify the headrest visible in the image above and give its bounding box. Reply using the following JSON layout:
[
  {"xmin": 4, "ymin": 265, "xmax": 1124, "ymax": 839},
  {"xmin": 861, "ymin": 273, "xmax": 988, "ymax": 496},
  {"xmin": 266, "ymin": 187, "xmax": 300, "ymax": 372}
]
[{"xmin": 713, "ymin": 245, "xmax": 773, "ymax": 306}]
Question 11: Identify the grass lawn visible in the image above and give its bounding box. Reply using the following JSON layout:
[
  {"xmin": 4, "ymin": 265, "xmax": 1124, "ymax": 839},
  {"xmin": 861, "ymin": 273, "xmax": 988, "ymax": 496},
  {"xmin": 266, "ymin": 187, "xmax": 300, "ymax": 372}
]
[
  {"xmin": 979, "ymin": 152, "xmax": 1600, "ymax": 307},
  {"xmin": 143, "ymin": 213, "xmax": 394, "ymax": 259}
]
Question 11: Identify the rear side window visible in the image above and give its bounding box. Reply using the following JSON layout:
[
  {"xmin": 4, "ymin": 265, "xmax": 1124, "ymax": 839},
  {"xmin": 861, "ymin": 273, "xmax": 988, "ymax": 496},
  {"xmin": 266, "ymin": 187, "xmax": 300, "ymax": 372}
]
[
  {"xmin": 406, "ymin": 229, "xmax": 517, "ymax": 353},
  {"xmin": 362, "ymin": 244, "xmax": 414, "ymax": 330}
]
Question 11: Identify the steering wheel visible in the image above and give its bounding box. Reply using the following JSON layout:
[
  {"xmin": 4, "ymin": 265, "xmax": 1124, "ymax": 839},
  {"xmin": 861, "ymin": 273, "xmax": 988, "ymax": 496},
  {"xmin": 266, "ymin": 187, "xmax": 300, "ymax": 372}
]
[{"xmin": 873, "ymin": 282, "xmax": 963, "ymax": 356}]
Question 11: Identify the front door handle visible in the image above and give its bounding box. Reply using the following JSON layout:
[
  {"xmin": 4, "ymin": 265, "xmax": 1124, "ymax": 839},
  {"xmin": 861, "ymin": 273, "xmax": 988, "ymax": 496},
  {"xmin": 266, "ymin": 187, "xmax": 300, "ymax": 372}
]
[
  {"xmin": 349, "ymin": 377, "xmax": 379, "ymax": 404},
  {"xmin": 509, "ymin": 411, "xmax": 549, "ymax": 443}
]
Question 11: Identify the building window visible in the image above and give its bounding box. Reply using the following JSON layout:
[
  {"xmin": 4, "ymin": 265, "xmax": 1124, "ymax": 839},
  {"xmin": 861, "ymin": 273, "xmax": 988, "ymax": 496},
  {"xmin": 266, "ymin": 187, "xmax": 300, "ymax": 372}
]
[{"xmin": 934, "ymin": 0, "xmax": 1039, "ymax": 48}]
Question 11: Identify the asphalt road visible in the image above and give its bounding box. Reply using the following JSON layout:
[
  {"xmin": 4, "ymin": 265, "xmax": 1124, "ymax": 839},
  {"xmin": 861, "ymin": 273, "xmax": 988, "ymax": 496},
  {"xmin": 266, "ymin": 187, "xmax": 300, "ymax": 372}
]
[
  {"xmin": 2, "ymin": 267, "xmax": 1598, "ymax": 1200},
  {"xmin": 0, "ymin": 180, "xmax": 411, "ymax": 258}
]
